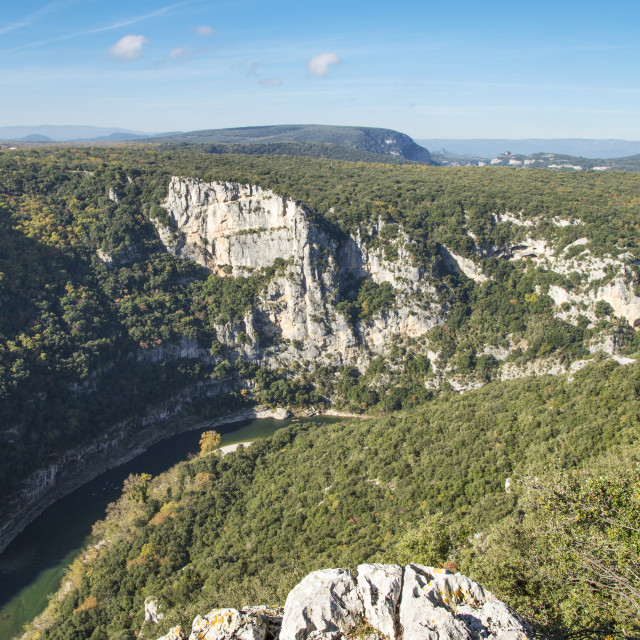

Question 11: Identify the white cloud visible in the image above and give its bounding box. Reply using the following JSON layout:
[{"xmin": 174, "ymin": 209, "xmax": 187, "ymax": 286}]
[
  {"xmin": 109, "ymin": 35, "xmax": 149, "ymax": 59},
  {"xmin": 170, "ymin": 45, "xmax": 189, "ymax": 58},
  {"xmin": 307, "ymin": 52, "xmax": 340, "ymax": 77},
  {"xmin": 195, "ymin": 25, "xmax": 215, "ymax": 36},
  {"xmin": 259, "ymin": 77, "xmax": 282, "ymax": 87}
]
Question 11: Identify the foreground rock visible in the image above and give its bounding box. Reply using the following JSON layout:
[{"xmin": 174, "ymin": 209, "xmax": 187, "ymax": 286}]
[
  {"xmin": 400, "ymin": 564, "xmax": 529, "ymax": 639},
  {"xmin": 280, "ymin": 568, "xmax": 364, "ymax": 639},
  {"xmin": 157, "ymin": 606, "xmax": 283, "ymax": 640},
  {"xmin": 156, "ymin": 564, "xmax": 531, "ymax": 640}
]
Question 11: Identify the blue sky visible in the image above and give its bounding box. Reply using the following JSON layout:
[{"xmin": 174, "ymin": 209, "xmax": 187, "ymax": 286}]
[{"xmin": 1, "ymin": 0, "xmax": 639, "ymax": 138}]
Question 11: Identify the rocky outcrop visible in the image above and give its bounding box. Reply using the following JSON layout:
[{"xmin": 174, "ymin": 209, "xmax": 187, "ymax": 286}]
[
  {"xmin": 156, "ymin": 565, "xmax": 531, "ymax": 640},
  {"xmin": 400, "ymin": 564, "xmax": 528, "ymax": 640},
  {"xmin": 158, "ymin": 179, "xmax": 305, "ymax": 275},
  {"xmin": 489, "ymin": 231, "xmax": 640, "ymax": 327},
  {"xmin": 440, "ymin": 245, "xmax": 488, "ymax": 283},
  {"xmin": 145, "ymin": 597, "xmax": 164, "ymax": 624},
  {"xmin": 189, "ymin": 607, "xmax": 271, "ymax": 640}
]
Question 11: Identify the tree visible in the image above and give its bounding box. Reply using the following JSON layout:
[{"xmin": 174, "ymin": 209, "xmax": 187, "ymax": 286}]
[
  {"xmin": 199, "ymin": 430, "xmax": 221, "ymax": 456},
  {"xmin": 522, "ymin": 466, "xmax": 640, "ymax": 635},
  {"xmin": 122, "ymin": 472, "xmax": 152, "ymax": 503}
]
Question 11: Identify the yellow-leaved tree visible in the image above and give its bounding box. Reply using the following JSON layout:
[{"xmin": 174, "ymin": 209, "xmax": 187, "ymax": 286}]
[{"xmin": 199, "ymin": 430, "xmax": 221, "ymax": 456}]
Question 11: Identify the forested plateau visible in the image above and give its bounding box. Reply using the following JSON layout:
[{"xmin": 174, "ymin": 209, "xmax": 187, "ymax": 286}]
[{"xmin": 1, "ymin": 144, "xmax": 640, "ymax": 638}]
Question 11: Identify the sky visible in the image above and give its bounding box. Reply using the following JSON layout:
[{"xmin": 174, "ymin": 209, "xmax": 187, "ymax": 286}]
[{"xmin": 1, "ymin": 0, "xmax": 640, "ymax": 139}]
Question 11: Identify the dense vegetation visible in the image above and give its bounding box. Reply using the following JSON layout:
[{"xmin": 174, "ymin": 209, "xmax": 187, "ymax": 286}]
[
  {"xmin": 25, "ymin": 358, "xmax": 640, "ymax": 639},
  {"xmin": 163, "ymin": 141, "xmax": 416, "ymax": 164},
  {"xmin": 1, "ymin": 145, "xmax": 640, "ymax": 510}
]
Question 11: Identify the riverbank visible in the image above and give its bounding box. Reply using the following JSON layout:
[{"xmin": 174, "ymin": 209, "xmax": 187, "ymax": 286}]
[
  {"xmin": 218, "ymin": 441, "xmax": 253, "ymax": 455},
  {"xmin": 0, "ymin": 404, "xmax": 363, "ymax": 555},
  {"xmin": 0, "ymin": 404, "xmax": 280, "ymax": 555},
  {"xmin": 1, "ymin": 415, "xmax": 351, "ymax": 639}
]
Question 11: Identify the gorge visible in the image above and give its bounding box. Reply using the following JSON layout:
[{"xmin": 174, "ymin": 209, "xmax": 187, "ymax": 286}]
[{"xmin": 1, "ymin": 146, "xmax": 639, "ymax": 638}]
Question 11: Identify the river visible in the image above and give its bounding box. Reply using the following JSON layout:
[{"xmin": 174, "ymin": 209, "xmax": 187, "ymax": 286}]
[{"xmin": 0, "ymin": 415, "xmax": 339, "ymax": 639}]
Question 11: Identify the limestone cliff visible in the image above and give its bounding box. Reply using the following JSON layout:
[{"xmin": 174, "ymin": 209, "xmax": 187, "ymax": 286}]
[{"xmin": 155, "ymin": 177, "xmax": 441, "ymax": 368}]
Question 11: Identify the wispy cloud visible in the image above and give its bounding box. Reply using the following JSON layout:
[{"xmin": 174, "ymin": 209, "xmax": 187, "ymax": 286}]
[
  {"xmin": 259, "ymin": 77, "xmax": 282, "ymax": 87},
  {"xmin": 0, "ymin": 20, "xmax": 28, "ymax": 35},
  {"xmin": 243, "ymin": 62, "xmax": 282, "ymax": 87},
  {"xmin": 109, "ymin": 35, "xmax": 148, "ymax": 60},
  {"xmin": 0, "ymin": 0, "xmax": 78, "ymax": 35},
  {"xmin": 194, "ymin": 25, "xmax": 215, "ymax": 36},
  {"xmin": 2, "ymin": 3, "xmax": 185, "ymax": 53},
  {"xmin": 307, "ymin": 52, "xmax": 340, "ymax": 77},
  {"xmin": 170, "ymin": 45, "xmax": 190, "ymax": 58},
  {"xmin": 151, "ymin": 46, "xmax": 210, "ymax": 69},
  {"xmin": 86, "ymin": 3, "xmax": 186, "ymax": 36}
]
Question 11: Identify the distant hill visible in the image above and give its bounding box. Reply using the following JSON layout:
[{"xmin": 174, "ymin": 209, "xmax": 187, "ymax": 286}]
[
  {"xmin": 18, "ymin": 134, "xmax": 54, "ymax": 143},
  {"xmin": 0, "ymin": 125, "xmax": 151, "ymax": 142},
  {"xmin": 70, "ymin": 132, "xmax": 149, "ymax": 142},
  {"xmin": 153, "ymin": 124, "xmax": 434, "ymax": 163},
  {"xmin": 418, "ymin": 138, "xmax": 640, "ymax": 160}
]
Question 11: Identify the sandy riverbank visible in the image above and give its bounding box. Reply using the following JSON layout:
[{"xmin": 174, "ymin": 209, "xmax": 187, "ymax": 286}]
[{"xmin": 218, "ymin": 441, "xmax": 253, "ymax": 455}]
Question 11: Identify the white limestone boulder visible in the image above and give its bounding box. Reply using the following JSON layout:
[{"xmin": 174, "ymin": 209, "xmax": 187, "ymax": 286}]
[
  {"xmin": 279, "ymin": 568, "xmax": 364, "ymax": 640},
  {"xmin": 157, "ymin": 565, "xmax": 531, "ymax": 640},
  {"xmin": 157, "ymin": 627, "xmax": 185, "ymax": 640},
  {"xmin": 399, "ymin": 564, "xmax": 530, "ymax": 640},
  {"xmin": 188, "ymin": 608, "xmax": 266, "ymax": 640}
]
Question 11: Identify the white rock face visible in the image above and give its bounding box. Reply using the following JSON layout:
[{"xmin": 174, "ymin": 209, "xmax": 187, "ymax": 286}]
[
  {"xmin": 400, "ymin": 564, "xmax": 529, "ymax": 640},
  {"xmin": 159, "ymin": 178, "xmax": 303, "ymax": 275},
  {"xmin": 492, "ymin": 212, "xmax": 534, "ymax": 227},
  {"xmin": 157, "ymin": 627, "xmax": 185, "ymax": 640},
  {"xmin": 499, "ymin": 233, "xmax": 640, "ymax": 327},
  {"xmin": 151, "ymin": 176, "xmax": 640, "ymax": 391},
  {"xmin": 279, "ymin": 568, "xmax": 364, "ymax": 640},
  {"xmin": 440, "ymin": 245, "xmax": 488, "ymax": 283},
  {"xmin": 356, "ymin": 563, "xmax": 403, "ymax": 640},
  {"xmin": 500, "ymin": 359, "xmax": 566, "ymax": 382},
  {"xmin": 145, "ymin": 597, "xmax": 164, "ymax": 624},
  {"xmin": 96, "ymin": 248, "xmax": 114, "ymax": 264}
]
